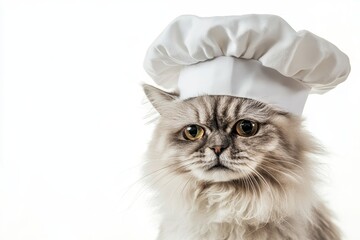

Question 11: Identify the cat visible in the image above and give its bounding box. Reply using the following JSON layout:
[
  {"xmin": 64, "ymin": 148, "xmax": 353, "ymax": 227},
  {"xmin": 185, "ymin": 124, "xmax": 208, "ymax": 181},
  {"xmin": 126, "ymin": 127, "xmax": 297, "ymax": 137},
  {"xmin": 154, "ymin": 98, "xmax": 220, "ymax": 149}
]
[{"xmin": 142, "ymin": 84, "xmax": 341, "ymax": 240}]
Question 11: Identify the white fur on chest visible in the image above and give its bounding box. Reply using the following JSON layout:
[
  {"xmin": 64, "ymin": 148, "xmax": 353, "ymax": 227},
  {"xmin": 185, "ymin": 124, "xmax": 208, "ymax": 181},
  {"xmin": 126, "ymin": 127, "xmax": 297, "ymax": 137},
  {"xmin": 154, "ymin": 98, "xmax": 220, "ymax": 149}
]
[{"xmin": 154, "ymin": 175, "xmax": 312, "ymax": 240}]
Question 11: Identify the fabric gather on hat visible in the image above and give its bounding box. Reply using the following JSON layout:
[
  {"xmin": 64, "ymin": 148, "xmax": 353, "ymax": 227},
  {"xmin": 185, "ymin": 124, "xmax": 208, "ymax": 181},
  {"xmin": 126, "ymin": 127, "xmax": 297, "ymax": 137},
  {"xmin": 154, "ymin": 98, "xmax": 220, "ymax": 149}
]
[{"xmin": 143, "ymin": 14, "xmax": 351, "ymax": 115}]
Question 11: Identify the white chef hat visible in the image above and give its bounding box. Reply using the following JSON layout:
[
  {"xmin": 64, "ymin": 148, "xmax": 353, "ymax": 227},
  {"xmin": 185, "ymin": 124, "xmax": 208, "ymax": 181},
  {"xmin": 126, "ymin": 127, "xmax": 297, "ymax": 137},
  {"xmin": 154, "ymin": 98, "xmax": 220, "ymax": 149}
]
[{"xmin": 143, "ymin": 14, "xmax": 350, "ymax": 115}]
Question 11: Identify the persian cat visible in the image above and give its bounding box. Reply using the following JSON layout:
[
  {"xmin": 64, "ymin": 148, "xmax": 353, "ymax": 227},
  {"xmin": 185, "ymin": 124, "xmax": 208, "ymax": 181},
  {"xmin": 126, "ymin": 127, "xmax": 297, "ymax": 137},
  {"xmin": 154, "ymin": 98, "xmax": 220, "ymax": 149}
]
[{"xmin": 142, "ymin": 84, "xmax": 340, "ymax": 240}]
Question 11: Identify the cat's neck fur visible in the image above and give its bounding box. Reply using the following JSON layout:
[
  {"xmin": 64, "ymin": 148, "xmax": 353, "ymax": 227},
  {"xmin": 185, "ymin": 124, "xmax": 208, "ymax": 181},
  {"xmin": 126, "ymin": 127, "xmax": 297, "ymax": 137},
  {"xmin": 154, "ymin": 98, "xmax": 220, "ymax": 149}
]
[{"xmin": 152, "ymin": 165, "xmax": 317, "ymax": 239}]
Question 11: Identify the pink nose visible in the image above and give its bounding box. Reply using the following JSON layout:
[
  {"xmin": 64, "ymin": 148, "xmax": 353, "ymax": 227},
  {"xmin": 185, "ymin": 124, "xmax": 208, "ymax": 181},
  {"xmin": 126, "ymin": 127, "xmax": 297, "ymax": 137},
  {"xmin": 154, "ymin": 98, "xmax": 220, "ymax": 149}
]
[{"xmin": 210, "ymin": 146, "xmax": 226, "ymax": 156}]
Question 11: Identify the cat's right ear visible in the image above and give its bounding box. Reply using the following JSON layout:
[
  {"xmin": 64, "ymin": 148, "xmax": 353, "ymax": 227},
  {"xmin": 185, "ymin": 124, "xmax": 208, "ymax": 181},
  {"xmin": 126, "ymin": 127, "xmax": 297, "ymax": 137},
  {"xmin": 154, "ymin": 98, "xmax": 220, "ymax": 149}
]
[{"xmin": 142, "ymin": 84, "xmax": 178, "ymax": 115}]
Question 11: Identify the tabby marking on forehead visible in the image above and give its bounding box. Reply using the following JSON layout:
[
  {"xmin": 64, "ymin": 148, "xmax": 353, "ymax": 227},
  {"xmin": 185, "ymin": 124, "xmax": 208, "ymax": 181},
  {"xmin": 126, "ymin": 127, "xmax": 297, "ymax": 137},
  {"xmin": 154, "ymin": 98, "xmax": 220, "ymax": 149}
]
[{"xmin": 183, "ymin": 96, "xmax": 272, "ymax": 128}]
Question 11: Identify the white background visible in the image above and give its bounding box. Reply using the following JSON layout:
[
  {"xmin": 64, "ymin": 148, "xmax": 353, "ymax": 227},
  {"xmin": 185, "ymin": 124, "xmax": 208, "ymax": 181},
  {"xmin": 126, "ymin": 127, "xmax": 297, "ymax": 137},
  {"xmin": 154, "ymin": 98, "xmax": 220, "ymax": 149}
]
[{"xmin": 1, "ymin": 0, "xmax": 359, "ymax": 239}]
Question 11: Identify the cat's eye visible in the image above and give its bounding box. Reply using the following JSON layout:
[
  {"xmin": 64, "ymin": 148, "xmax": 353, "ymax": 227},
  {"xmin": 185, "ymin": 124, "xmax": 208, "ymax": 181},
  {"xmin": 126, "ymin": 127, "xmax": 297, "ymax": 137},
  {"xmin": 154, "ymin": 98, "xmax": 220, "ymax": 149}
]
[
  {"xmin": 183, "ymin": 125, "xmax": 205, "ymax": 141},
  {"xmin": 235, "ymin": 119, "xmax": 259, "ymax": 137}
]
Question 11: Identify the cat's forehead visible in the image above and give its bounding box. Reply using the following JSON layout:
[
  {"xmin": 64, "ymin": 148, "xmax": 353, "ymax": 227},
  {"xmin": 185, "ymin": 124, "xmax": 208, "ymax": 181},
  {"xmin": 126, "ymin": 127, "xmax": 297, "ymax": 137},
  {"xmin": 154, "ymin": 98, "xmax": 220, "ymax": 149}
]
[{"xmin": 178, "ymin": 96, "xmax": 272, "ymax": 127}]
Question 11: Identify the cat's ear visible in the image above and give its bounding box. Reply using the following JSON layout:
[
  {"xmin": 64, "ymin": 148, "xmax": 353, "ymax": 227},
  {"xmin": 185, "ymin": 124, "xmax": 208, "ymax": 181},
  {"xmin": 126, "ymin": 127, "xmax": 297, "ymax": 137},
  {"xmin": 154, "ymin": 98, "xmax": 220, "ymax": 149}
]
[{"xmin": 142, "ymin": 84, "xmax": 178, "ymax": 115}]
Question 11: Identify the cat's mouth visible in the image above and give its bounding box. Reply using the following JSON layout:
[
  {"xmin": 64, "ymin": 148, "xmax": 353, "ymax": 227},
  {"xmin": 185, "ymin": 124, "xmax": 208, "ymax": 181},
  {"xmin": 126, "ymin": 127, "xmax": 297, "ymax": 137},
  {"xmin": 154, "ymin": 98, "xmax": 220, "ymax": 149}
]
[{"xmin": 207, "ymin": 162, "xmax": 231, "ymax": 171}]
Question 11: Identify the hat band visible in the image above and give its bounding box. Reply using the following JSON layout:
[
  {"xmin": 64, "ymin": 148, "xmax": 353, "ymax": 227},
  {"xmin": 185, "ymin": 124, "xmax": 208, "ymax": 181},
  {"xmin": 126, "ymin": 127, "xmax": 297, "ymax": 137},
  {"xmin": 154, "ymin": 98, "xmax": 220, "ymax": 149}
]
[{"xmin": 178, "ymin": 56, "xmax": 310, "ymax": 115}]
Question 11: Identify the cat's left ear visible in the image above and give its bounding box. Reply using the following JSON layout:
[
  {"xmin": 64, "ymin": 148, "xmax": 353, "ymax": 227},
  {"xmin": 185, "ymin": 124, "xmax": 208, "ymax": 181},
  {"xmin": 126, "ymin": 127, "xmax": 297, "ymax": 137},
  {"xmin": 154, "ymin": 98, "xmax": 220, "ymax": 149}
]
[{"xmin": 142, "ymin": 84, "xmax": 178, "ymax": 115}]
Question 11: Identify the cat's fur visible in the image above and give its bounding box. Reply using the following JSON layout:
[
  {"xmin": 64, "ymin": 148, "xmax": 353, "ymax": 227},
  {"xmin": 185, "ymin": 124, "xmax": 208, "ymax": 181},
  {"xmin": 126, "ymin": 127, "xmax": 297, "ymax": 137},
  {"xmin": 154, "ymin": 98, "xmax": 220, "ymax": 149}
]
[{"xmin": 142, "ymin": 84, "xmax": 341, "ymax": 240}]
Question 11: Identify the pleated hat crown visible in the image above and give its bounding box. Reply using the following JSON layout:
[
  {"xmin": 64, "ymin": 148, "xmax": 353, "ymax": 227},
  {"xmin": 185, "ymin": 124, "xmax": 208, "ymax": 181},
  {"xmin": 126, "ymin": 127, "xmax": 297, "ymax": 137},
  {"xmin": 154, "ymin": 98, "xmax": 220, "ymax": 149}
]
[{"xmin": 143, "ymin": 15, "xmax": 351, "ymax": 115}]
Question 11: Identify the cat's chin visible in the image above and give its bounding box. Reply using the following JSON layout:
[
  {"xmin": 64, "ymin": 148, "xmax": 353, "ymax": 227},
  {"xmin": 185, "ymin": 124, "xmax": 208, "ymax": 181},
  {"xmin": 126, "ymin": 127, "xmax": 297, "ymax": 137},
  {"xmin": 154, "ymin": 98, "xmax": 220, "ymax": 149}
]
[{"xmin": 191, "ymin": 168, "xmax": 251, "ymax": 183}]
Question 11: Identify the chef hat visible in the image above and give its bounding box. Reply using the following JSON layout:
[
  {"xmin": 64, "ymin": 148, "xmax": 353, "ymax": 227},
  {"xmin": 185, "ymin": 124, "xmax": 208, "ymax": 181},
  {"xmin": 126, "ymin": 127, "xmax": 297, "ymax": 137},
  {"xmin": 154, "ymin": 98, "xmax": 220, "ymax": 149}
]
[{"xmin": 143, "ymin": 14, "xmax": 350, "ymax": 115}]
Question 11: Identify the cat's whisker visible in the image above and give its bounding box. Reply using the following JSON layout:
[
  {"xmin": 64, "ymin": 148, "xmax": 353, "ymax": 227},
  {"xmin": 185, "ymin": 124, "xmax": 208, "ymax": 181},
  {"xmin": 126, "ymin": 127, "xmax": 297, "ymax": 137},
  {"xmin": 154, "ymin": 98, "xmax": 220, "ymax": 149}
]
[
  {"xmin": 180, "ymin": 176, "xmax": 193, "ymax": 196},
  {"xmin": 159, "ymin": 169, "xmax": 193, "ymax": 205},
  {"xmin": 126, "ymin": 161, "xmax": 199, "ymax": 209},
  {"xmin": 262, "ymin": 156, "xmax": 304, "ymax": 171},
  {"xmin": 242, "ymin": 163, "xmax": 276, "ymax": 223},
  {"xmin": 122, "ymin": 160, "xmax": 188, "ymax": 195},
  {"xmin": 142, "ymin": 161, "xmax": 198, "ymax": 191},
  {"xmin": 243, "ymin": 163, "xmax": 271, "ymax": 192},
  {"xmin": 243, "ymin": 174, "xmax": 260, "ymax": 220},
  {"xmin": 255, "ymin": 165, "xmax": 289, "ymax": 211},
  {"xmin": 122, "ymin": 159, "xmax": 196, "ymax": 202},
  {"xmin": 260, "ymin": 162, "xmax": 303, "ymax": 183}
]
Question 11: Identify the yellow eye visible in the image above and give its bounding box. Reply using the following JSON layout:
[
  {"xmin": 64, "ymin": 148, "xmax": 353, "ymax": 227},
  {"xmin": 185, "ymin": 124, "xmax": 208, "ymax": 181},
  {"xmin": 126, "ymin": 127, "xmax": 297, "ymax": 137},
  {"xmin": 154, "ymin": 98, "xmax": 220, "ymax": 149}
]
[
  {"xmin": 235, "ymin": 119, "xmax": 259, "ymax": 137},
  {"xmin": 183, "ymin": 125, "xmax": 205, "ymax": 141}
]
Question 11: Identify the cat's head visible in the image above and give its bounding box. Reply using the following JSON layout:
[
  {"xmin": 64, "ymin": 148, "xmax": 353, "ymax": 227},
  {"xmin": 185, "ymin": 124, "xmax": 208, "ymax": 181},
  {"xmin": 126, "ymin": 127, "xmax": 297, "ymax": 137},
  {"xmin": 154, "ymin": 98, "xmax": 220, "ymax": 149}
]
[{"xmin": 143, "ymin": 84, "xmax": 313, "ymax": 184}]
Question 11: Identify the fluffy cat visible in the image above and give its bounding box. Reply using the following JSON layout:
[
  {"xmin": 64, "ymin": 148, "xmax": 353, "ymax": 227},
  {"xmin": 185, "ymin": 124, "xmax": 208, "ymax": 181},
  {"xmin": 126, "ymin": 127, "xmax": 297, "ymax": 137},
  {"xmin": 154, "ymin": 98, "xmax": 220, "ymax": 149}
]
[{"xmin": 142, "ymin": 84, "xmax": 340, "ymax": 240}]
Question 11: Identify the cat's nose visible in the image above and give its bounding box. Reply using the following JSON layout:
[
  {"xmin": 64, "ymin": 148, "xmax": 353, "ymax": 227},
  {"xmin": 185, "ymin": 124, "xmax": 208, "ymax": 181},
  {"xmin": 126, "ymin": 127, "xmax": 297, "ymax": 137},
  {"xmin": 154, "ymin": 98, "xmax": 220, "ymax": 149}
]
[{"xmin": 210, "ymin": 145, "xmax": 228, "ymax": 156}]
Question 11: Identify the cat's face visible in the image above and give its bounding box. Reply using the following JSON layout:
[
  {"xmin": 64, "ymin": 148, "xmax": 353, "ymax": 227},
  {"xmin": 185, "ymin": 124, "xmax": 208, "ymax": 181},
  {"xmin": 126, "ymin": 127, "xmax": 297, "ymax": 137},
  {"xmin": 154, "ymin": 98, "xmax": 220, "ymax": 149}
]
[{"xmin": 144, "ymin": 84, "xmax": 307, "ymax": 183}]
